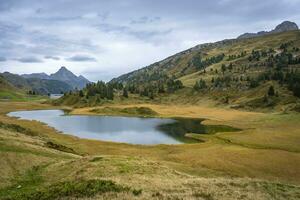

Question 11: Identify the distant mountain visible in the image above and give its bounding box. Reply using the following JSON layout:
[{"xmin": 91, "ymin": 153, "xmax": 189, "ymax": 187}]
[
  {"xmin": 21, "ymin": 72, "xmax": 50, "ymax": 79},
  {"xmin": 49, "ymin": 67, "xmax": 89, "ymax": 89},
  {"xmin": 0, "ymin": 74, "xmax": 17, "ymax": 91},
  {"xmin": 238, "ymin": 21, "xmax": 299, "ymax": 39},
  {"xmin": 1, "ymin": 72, "xmax": 31, "ymax": 90},
  {"xmin": 0, "ymin": 74, "xmax": 25, "ymax": 100},
  {"xmin": 26, "ymin": 78, "xmax": 73, "ymax": 94},
  {"xmin": 1, "ymin": 72, "xmax": 73, "ymax": 95},
  {"xmin": 22, "ymin": 66, "xmax": 91, "ymax": 89}
]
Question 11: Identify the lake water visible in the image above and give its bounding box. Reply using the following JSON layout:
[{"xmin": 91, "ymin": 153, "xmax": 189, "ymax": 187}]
[{"xmin": 8, "ymin": 110, "xmax": 239, "ymax": 145}]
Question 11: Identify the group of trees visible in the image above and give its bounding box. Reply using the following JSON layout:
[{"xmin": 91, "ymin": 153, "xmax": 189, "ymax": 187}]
[
  {"xmin": 221, "ymin": 63, "xmax": 233, "ymax": 74},
  {"xmin": 166, "ymin": 78, "xmax": 183, "ymax": 93},
  {"xmin": 72, "ymin": 76, "xmax": 184, "ymax": 101},
  {"xmin": 248, "ymin": 48, "xmax": 275, "ymax": 62},
  {"xmin": 247, "ymin": 44, "xmax": 300, "ymax": 70},
  {"xmin": 227, "ymin": 51, "xmax": 247, "ymax": 61},
  {"xmin": 266, "ymin": 51, "xmax": 300, "ymax": 70},
  {"xmin": 193, "ymin": 79, "xmax": 207, "ymax": 91},
  {"xmin": 192, "ymin": 69, "xmax": 300, "ymax": 99},
  {"xmin": 192, "ymin": 53, "xmax": 225, "ymax": 70},
  {"xmin": 79, "ymin": 81, "xmax": 114, "ymax": 100},
  {"xmin": 137, "ymin": 78, "xmax": 183, "ymax": 98},
  {"xmin": 27, "ymin": 90, "xmax": 37, "ymax": 95},
  {"xmin": 194, "ymin": 75, "xmax": 235, "ymax": 91},
  {"xmin": 246, "ymin": 70, "xmax": 300, "ymax": 97}
]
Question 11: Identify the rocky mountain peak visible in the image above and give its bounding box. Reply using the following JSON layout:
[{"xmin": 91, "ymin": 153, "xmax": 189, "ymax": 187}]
[
  {"xmin": 272, "ymin": 21, "xmax": 299, "ymax": 33},
  {"xmin": 238, "ymin": 21, "xmax": 299, "ymax": 39}
]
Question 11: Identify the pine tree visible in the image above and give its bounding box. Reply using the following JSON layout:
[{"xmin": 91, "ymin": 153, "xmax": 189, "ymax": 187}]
[
  {"xmin": 123, "ymin": 88, "xmax": 128, "ymax": 98},
  {"xmin": 221, "ymin": 64, "xmax": 226, "ymax": 74},
  {"xmin": 268, "ymin": 86, "xmax": 275, "ymax": 96},
  {"xmin": 79, "ymin": 90, "xmax": 84, "ymax": 97}
]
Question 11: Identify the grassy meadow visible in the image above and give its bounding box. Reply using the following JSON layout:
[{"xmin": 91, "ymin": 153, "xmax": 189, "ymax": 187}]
[
  {"xmin": 0, "ymin": 100, "xmax": 300, "ymax": 199},
  {"xmin": 1, "ymin": 30, "xmax": 300, "ymax": 199}
]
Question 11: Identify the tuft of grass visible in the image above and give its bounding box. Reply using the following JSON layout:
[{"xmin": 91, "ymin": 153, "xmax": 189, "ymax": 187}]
[
  {"xmin": 132, "ymin": 189, "xmax": 142, "ymax": 196},
  {"xmin": 0, "ymin": 165, "xmax": 44, "ymax": 200},
  {"xmin": 45, "ymin": 141, "xmax": 77, "ymax": 155},
  {"xmin": 90, "ymin": 106, "xmax": 158, "ymax": 117},
  {"xmin": 1, "ymin": 179, "xmax": 130, "ymax": 200},
  {"xmin": 0, "ymin": 122, "xmax": 37, "ymax": 136},
  {"xmin": 258, "ymin": 181, "xmax": 300, "ymax": 200},
  {"xmin": 193, "ymin": 192, "xmax": 214, "ymax": 200},
  {"xmin": 90, "ymin": 156, "xmax": 103, "ymax": 162}
]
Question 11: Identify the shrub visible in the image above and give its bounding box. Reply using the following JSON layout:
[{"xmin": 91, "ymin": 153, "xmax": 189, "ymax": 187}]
[
  {"xmin": 4, "ymin": 179, "xmax": 130, "ymax": 200},
  {"xmin": 268, "ymin": 86, "xmax": 275, "ymax": 96}
]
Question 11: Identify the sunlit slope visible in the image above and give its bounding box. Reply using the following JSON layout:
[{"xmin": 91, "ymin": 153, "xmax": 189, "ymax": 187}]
[
  {"xmin": 112, "ymin": 30, "xmax": 300, "ymax": 85},
  {"xmin": 0, "ymin": 76, "xmax": 24, "ymax": 100},
  {"xmin": 108, "ymin": 31, "xmax": 300, "ymax": 111}
]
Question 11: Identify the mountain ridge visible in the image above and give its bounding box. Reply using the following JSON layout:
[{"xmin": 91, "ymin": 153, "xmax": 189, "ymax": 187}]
[
  {"xmin": 111, "ymin": 21, "xmax": 299, "ymax": 85},
  {"xmin": 237, "ymin": 21, "xmax": 299, "ymax": 39},
  {"xmin": 21, "ymin": 66, "xmax": 90, "ymax": 89},
  {"xmin": 101, "ymin": 25, "xmax": 300, "ymax": 112},
  {"xmin": 1, "ymin": 72, "xmax": 73, "ymax": 95}
]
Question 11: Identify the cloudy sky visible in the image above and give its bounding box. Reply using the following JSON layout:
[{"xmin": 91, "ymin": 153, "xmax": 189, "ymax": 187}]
[{"xmin": 0, "ymin": 0, "xmax": 300, "ymax": 81}]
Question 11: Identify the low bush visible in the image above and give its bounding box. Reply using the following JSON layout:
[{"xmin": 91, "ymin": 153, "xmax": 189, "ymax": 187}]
[
  {"xmin": 3, "ymin": 179, "xmax": 130, "ymax": 200},
  {"xmin": 0, "ymin": 122, "xmax": 37, "ymax": 136}
]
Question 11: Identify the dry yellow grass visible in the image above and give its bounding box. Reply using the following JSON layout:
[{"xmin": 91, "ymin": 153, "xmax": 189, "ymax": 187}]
[{"xmin": 1, "ymin": 101, "xmax": 300, "ymax": 199}]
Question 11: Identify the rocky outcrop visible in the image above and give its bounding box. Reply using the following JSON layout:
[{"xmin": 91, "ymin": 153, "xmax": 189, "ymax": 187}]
[{"xmin": 238, "ymin": 21, "xmax": 298, "ymax": 39}]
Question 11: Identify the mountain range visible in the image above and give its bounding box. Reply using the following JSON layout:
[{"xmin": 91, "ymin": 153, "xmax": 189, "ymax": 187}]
[
  {"xmin": 21, "ymin": 66, "xmax": 90, "ymax": 89},
  {"xmin": 0, "ymin": 67, "xmax": 90, "ymax": 95}
]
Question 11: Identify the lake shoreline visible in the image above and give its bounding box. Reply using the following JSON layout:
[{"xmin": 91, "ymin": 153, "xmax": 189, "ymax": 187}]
[
  {"xmin": 8, "ymin": 109, "xmax": 240, "ymax": 145},
  {"xmin": 1, "ymin": 101, "xmax": 300, "ymax": 187}
]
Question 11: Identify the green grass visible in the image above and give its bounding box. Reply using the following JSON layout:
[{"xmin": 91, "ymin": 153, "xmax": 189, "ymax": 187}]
[
  {"xmin": 0, "ymin": 178, "xmax": 130, "ymax": 200},
  {"xmin": 90, "ymin": 106, "xmax": 158, "ymax": 117},
  {"xmin": 0, "ymin": 91, "xmax": 23, "ymax": 101},
  {"xmin": 0, "ymin": 142, "xmax": 71, "ymax": 159},
  {"xmin": 45, "ymin": 141, "xmax": 78, "ymax": 155},
  {"xmin": 0, "ymin": 91, "xmax": 47, "ymax": 102},
  {"xmin": 0, "ymin": 165, "xmax": 44, "ymax": 200},
  {"xmin": 1, "ymin": 100, "xmax": 300, "ymax": 199},
  {"xmin": 0, "ymin": 122, "xmax": 38, "ymax": 136}
]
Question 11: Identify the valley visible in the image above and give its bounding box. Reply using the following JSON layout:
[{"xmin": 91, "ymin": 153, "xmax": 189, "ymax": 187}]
[
  {"xmin": 1, "ymin": 21, "xmax": 300, "ymax": 199},
  {"xmin": 1, "ymin": 99, "xmax": 300, "ymax": 199}
]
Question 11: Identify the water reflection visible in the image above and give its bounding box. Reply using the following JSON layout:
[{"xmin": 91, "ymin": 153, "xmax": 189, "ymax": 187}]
[{"xmin": 8, "ymin": 110, "xmax": 240, "ymax": 145}]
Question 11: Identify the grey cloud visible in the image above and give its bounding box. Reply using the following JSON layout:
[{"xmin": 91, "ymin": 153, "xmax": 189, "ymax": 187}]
[
  {"xmin": 0, "ymin": 57, "xmax": 6, "ymax": 62},
  {"xmin": 97, "ymin": 23, "xmax": 129, "ymax": 33},
  {"xmin": 44, "ymin": 55, "xmax": 60, "ymax": 60},
  {"xmin": 131, "ymin": 16, "xmax": 161, "ymax": 24},
  {"xmin": 66, "ymin": 55, "xmax": 97, "ymax": 62},
  {"xmin": 96, "ymin": 23, "xmax": 172, "ymax": 41},
  {"xmin": 0, "ymin": 1, "xmax": 13, "ymax": 11},
  {"xmin": 15, "ymin": 57, "xmax": 43, "ymax": 63},
  {"xmin": 130, "ymin": 29, "xmax": 173, "ymax": 40}
]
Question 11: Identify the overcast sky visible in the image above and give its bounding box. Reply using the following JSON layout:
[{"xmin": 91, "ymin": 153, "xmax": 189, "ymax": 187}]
[{"xmin": 0, "ymin": 0, "xmax": 300, "ymax": 81}]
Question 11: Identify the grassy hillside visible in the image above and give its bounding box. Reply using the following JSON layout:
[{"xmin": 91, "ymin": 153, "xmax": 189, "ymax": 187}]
[
  {"xmin": 0, "ymin": 75, "xmax": 47, "ymax": 102},
  {"xmin": 89, "ymin": 30, "xmax": 298, "ymax": 112},
  {"xmin": 0, "ymin": 76, "xmax": 25, "ymax": 101},
  {"xmin": 112, "ymin": 30, "xmax": 300, "ymax": 84},
  {"xmin": 57, "ymin": 31, "xmax": 300, "ymax": 111},
  {"xmin": 0, "ymin": 72, "xmax": 73, "ymax": 96},
  {"xmin": 1, "ymin": 101, "xmax": 300, "ymax": 199}
]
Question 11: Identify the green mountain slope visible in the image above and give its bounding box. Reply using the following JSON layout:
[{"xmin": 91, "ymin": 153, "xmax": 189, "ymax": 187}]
[
  {"xmin": 0, "ymin": 75, "xmax": 25, "ymax": 100},
  {"xmin": 0, "ymin": 72, "xmax": 73, "ymax": 95},
  {"xmin": 112, "ymin": 30, "xmax": 300, "ymax": 85},
  {"xmin": 107, "ymin": 30, "xmax": 300, "ymax": 111},
  {"xmin": 58, "ymin": 27, "xmax": 300, "ymax": 111}
]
